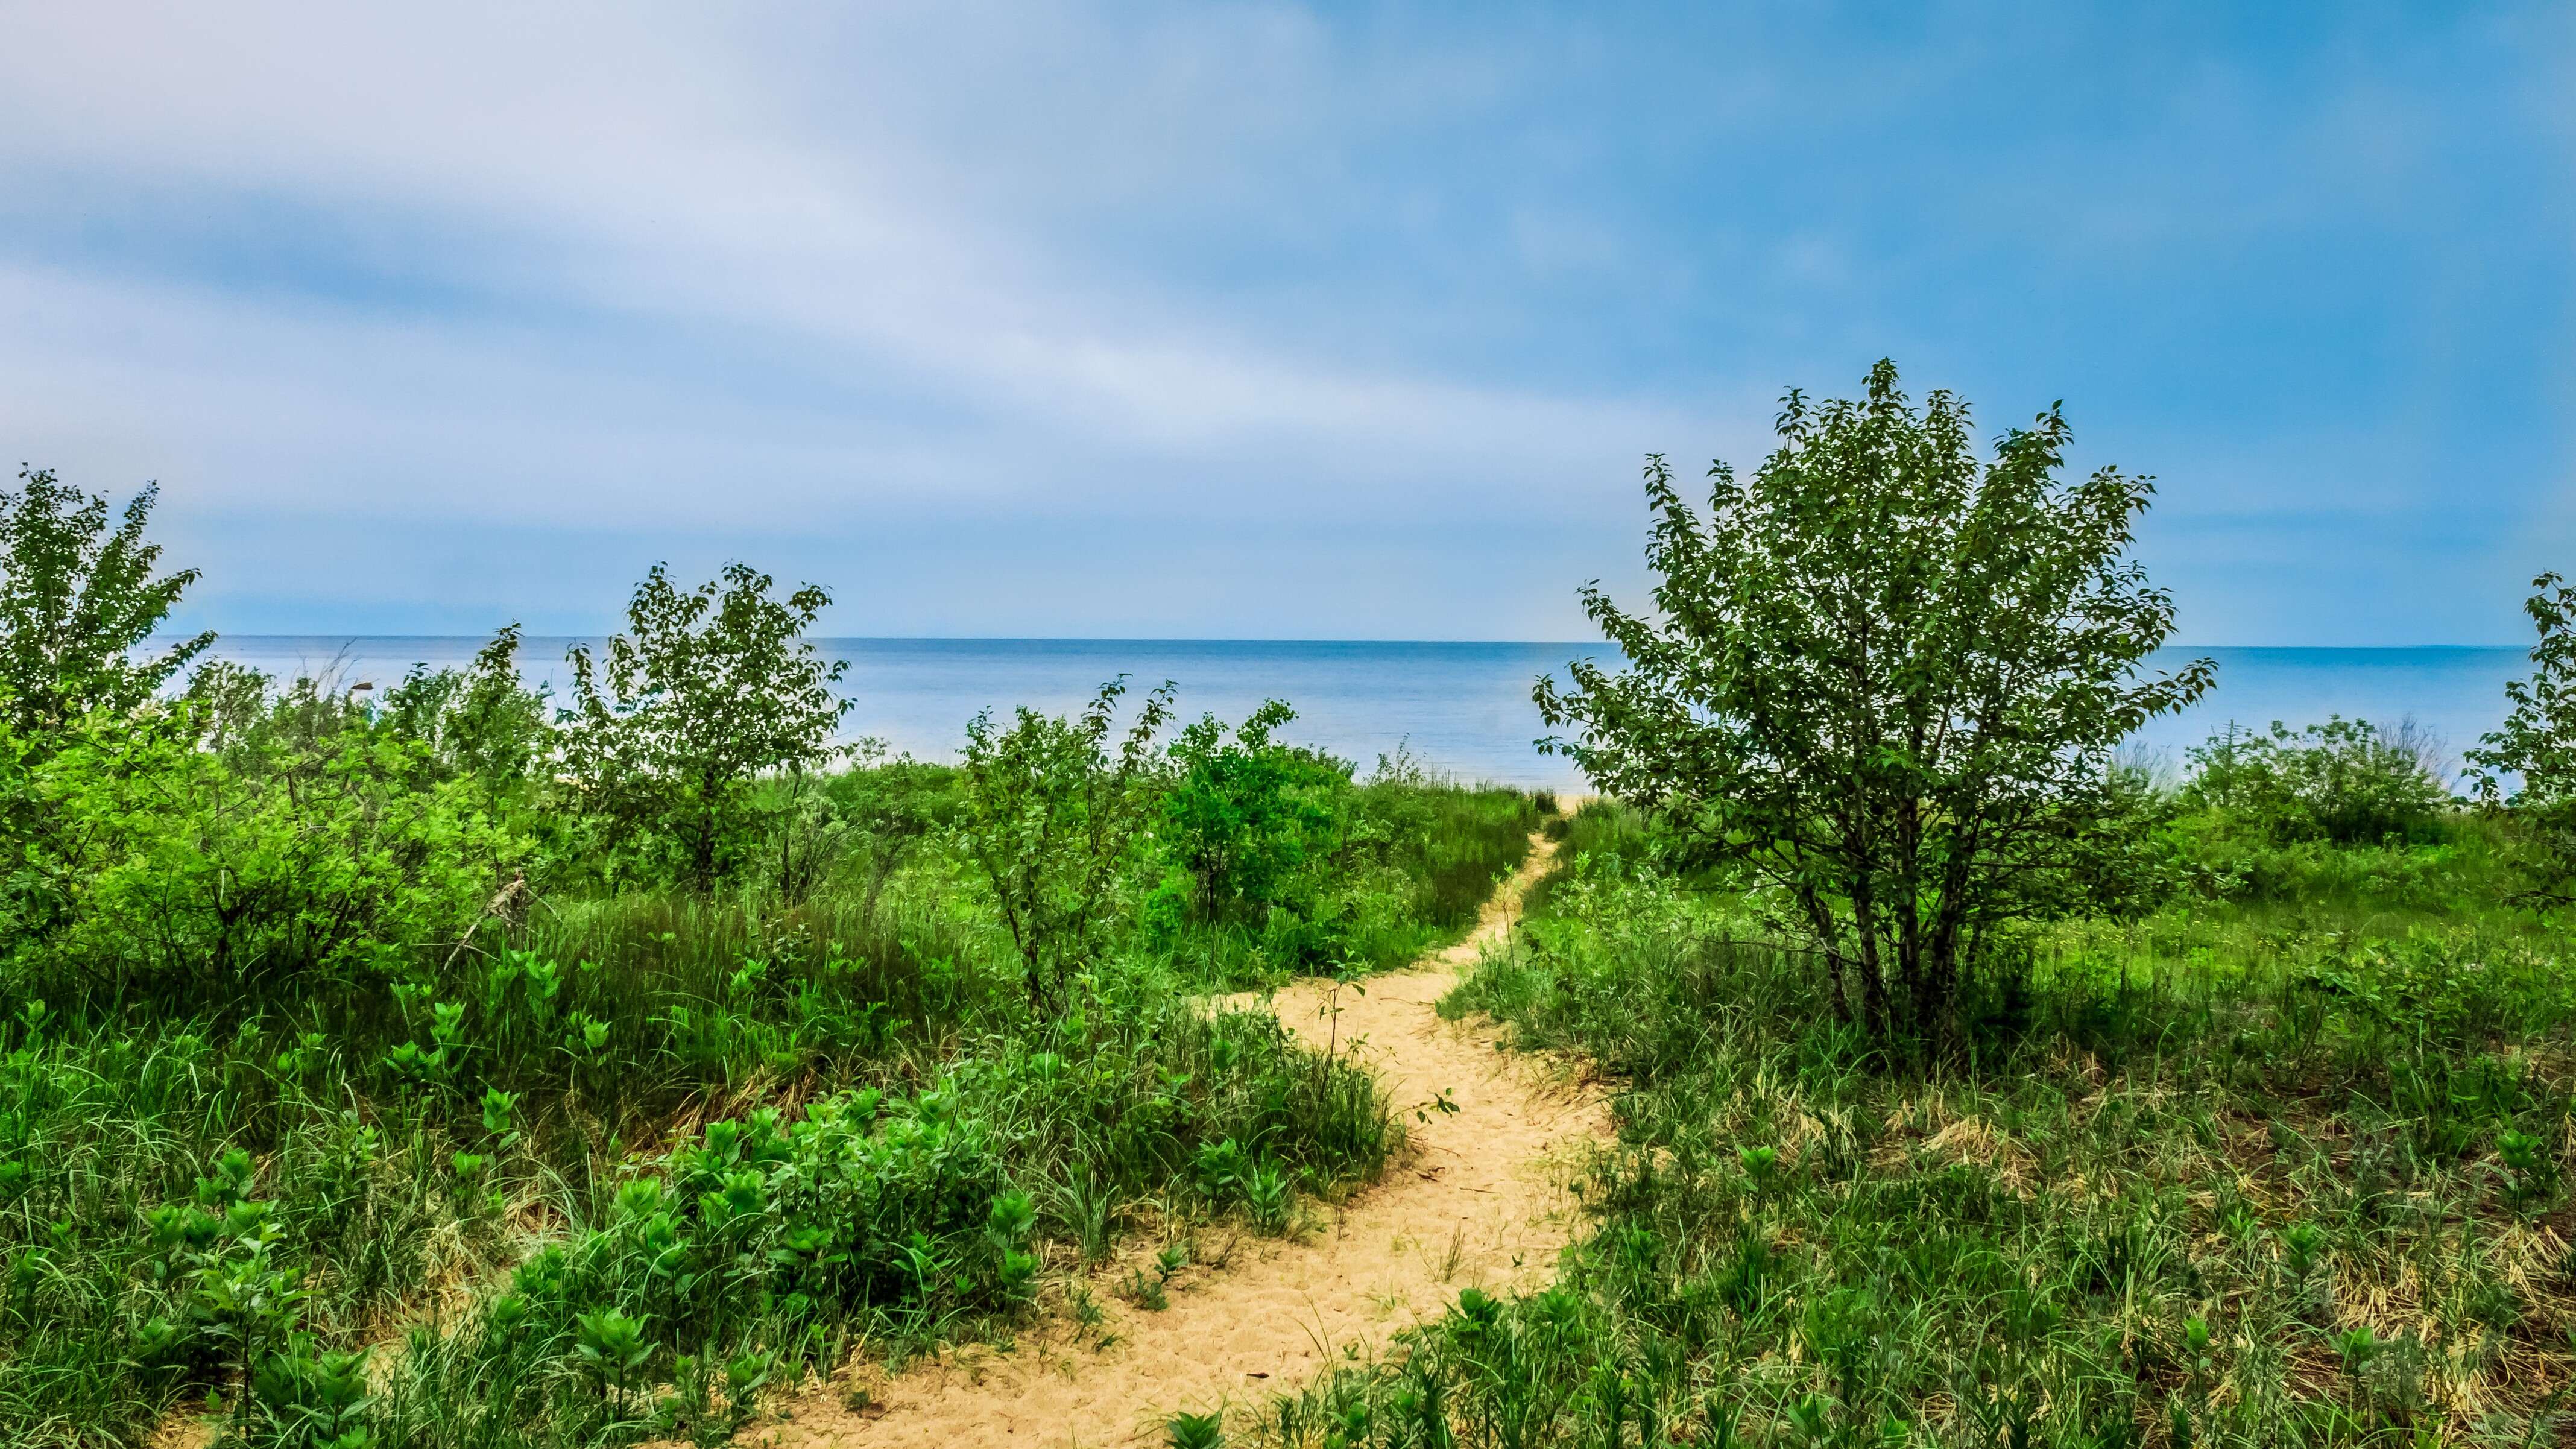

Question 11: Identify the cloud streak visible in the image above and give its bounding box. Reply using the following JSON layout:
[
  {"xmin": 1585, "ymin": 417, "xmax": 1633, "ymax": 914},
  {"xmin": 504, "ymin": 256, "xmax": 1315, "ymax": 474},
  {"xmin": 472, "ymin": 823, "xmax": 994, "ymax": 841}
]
[{"xmin": 1, "ymin": 2, "xmax": 2568, "ymax": 642}]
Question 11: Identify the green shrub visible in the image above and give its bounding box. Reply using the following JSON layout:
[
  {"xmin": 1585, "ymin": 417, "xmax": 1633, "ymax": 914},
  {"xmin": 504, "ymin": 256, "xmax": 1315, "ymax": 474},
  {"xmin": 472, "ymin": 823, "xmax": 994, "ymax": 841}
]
[
  {"xmin": 2182, "ymin": 716, "xmax": 2452, "ymax": 847},
  {"xmin": 1161, "ymin": 699, "xmax": 1351, "ymax": 928},
  {"xmin": 379, "ymin": 622, "xmax": 555, "ymax": 800},
  {"xmin": 959, "ymin": 676, "xmax": 1174, "ymax": 1012},
  {"xmin": 13, "ymin": 702, "xmax": 522, "ymax": 1000}
]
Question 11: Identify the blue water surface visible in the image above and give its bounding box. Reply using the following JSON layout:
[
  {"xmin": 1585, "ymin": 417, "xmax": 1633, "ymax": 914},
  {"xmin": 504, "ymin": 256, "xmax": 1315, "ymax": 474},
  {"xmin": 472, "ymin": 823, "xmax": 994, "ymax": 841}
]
[
  {"xmin": 165, "ymin": 638, "xmax": 2536, "ymax": 792},
  {"xmin": 2132, "ymin": 647, "xmax": 2526, "ymax": 786}
]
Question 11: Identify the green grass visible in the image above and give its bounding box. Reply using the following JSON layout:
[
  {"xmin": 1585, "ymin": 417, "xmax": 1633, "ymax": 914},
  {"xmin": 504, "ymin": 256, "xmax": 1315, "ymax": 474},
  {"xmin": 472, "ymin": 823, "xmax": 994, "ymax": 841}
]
[
  {"xmin": 0, "ymin": 761, "xmax": 1541, "ymax": 1448},
  {"xmin": 1248, "ymin": 816, "xmax": 2576, "ymax": 1448},
  {"xmin": 1149, "ymin": 775, "xmax": 1544, "ymax": 990}
]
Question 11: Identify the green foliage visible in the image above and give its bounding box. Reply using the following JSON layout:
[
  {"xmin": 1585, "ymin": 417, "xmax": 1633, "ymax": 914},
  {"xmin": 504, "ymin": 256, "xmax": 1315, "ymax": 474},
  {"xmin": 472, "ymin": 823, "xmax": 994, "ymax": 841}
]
[
  {"xmin": 1537, "ymin": 361, "xmax": 2211, "ymax": 1048},
  {"xmin": 1523, "ymin": 798, "xmax": 1654, "ymax": 920},
  {"xmin": 2468, "ymin": 571, "xmax": 2576, "ymax": 906},
  {"xmin": 762, "ymin": 751, "xmax": 961, "ymax": 909},
  {"xmin": 1151, "ymin": 704, "xmax": 1544, "ymax": 977},
  {"xmin": 563, "ymin": 563, "xmax": 853, "ymax": 888},
  {"xmin": 10, "ymin": 695, "xmax": 522, "ymax": 999},
  {"xmin": 0, "ymin": 467, "xmax": 211, "ymax": 735},
  {"xmin": 2140, "ymin": 718, "xmax": 2509, "ymax": 913},
  {"xmin": 1162, "ymin": 699, "xmax": 1350, "ymax": 925},
  {"xmin": 1146, "ymin": 746, "xmax": 1541, "ymax": 983},
  {"xmin": 2470, "ymin": 572, "xmax": 2576, "ymax": 808},
  {"xmin": 2182, "ymin": 716, "xmax": 2451, "ymax": 847},
  {"xmin": 380, "ymin": 622, "xmax": 554, "ymax": 797},
  {"xmin": 573, "ymin": 1306, "xmax": 650, "ymax": 1409},
  {"xmin": 253, "ymin": 1337, "xmax": 374, "ymax": 1449},
  {"xmin": 959, "ymin": 675, "xmax": 1175, "ymax": 1012}
]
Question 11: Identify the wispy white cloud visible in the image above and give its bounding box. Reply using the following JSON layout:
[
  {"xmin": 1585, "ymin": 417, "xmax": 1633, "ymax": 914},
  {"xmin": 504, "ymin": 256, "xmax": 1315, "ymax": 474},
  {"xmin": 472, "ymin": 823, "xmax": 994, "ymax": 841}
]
[{"xmin": 0, "ymin": 2, "xmax": 2567, "ymax": 641}]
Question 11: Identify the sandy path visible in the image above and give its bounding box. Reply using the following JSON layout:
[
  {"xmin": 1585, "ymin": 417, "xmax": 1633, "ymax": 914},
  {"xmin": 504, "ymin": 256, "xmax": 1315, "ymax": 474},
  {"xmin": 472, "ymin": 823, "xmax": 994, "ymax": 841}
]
[{"xmin": 760, "ymin": 834, "xmax": 1606, "ymax": 1448}]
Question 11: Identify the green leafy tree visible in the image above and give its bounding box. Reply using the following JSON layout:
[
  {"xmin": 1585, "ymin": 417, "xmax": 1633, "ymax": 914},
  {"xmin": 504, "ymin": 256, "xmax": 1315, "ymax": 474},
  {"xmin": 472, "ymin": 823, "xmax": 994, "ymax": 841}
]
[
  {"xmin": 959, "ymin": 677, "xmax": 1175, "ymax": 1012},
  {"xmin": 0, "ymin": 467, "xmax": 212, "ymax": 733},
  {"xmin": 1535, "ymin": 361, "xmax": 2212, "ymax": 1047},
  {"xmin": 561, "ymin": 563, "xmax": 852, "ymax": 889},
  {"xmin": 2466, "ymin": 572, "xmax": 2576, "ymax": 904}
]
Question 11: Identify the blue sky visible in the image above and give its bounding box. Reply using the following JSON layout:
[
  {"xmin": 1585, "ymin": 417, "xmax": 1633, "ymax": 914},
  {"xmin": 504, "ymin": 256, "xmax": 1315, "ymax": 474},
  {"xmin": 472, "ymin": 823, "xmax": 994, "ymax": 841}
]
[{"xmin": 1, "ymin": 2, "xmax": 2568, "ymax": 643}]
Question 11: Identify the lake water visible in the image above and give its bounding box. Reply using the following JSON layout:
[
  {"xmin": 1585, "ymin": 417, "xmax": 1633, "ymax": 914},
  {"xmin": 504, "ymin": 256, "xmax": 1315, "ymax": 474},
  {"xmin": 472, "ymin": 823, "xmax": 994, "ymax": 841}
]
[{"xmin": 165, "ymin": 637, "xmax": 2535, "ymax": 792}]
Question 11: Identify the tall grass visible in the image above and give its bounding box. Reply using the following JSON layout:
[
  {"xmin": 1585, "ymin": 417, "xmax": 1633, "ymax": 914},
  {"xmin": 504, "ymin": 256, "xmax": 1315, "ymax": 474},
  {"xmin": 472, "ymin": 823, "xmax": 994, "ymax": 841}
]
[
  {"xmin": 1378, "ymin": 780, "xmax": 1545, "ymax": 929},
  {"xmin": 1261, "ymin": 833, "xmax": 2576, "ymax": 1447},
  {"xmin": 0, "ymin": 764, "xmax": 1539, "ymax": 1447}
]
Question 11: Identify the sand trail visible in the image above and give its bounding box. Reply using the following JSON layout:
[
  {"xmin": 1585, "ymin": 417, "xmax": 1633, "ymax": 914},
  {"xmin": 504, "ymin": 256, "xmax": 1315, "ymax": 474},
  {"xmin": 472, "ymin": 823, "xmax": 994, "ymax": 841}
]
[{"xmin": 760, "ymin": 834, "xmax": 1606, "ymax": 1448}]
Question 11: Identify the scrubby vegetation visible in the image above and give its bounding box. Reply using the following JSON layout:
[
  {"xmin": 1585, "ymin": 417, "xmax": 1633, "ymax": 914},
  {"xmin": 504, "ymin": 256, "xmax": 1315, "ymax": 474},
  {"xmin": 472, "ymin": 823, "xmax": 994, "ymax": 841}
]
[
  {"xmin": 1244, "ymin": 367, "xmax": 2576, "ymax": 1447},
  {"xmin": 1331, "ymin": 790, "xmax": 2565, "ymax": 1447},
  {"xmin": 0, "ymin": 466, "xmax": 1544, "ymax": 1448},
  {"xmin": 23, "ymin": 354, "xmax": 2576, "ymax": 1449}
]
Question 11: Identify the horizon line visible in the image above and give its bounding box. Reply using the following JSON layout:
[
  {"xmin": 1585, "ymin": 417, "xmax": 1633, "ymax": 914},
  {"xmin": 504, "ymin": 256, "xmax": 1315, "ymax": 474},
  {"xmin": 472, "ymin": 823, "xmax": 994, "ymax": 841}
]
[{"xmin": 154, "ymin": 634, "xmax": 2536, "ymax": 652}]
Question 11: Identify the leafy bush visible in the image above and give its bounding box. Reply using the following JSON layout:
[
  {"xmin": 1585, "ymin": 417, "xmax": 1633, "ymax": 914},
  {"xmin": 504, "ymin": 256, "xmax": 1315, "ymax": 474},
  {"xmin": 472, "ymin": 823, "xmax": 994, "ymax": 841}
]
[
  {"xmin": 502, "ymin": 1091, "xmax": 1025, "ymax": 1351},
  {"xmin": 959, "ymin": 677, "xmax": 1174, "ymax": 1012},
  {"xmin": 1161, "ymin": 699, "xmax": 1351, "ymax": 926},
  {"xmin": 380, "ymin": 622, "xmax": 555, "ymax": 798},
  {"xmin": 10, "ymin": 698, "xmax": 522, "ymax": 1000},
  {"xmin": 1147, "ymin": 739, "xmax": 1542, "ymax": 980},
  {"xmin": 2182, "ymin": 716, "xmax": 2451, "ymax": 847}
]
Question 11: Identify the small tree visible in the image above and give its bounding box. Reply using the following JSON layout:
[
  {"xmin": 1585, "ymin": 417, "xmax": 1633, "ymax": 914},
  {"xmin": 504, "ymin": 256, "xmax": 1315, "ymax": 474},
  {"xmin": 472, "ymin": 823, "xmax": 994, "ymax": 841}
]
[
  {"xmin": 2465, "ymin": 572, "xmax": 2576, "ymax": 904},
  {"xmin": 561, "ymin": 563, "xmax": 852, "ymax": 889},
  {"xmin": 959, "ymin": 677, "xmax": 1174, "ymax": 1013},
  {"xmin": 1536, "ymin": 361, "xmax": 2211, "ymax": 1048},
  {"xmin": 0, "ymin": 467, "xmax": 212, "ymax": 733}
]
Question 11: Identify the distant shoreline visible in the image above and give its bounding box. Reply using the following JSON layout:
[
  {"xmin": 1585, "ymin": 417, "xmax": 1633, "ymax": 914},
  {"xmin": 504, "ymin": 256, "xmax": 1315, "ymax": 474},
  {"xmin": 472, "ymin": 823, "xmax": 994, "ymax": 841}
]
[
  {"xmin": 147, "ymin": 636, "xmax": 2532, "ymax": 649},
  {"xmin": 139, "ymin": 639, "xmax": 2537, "ymax": 792}
]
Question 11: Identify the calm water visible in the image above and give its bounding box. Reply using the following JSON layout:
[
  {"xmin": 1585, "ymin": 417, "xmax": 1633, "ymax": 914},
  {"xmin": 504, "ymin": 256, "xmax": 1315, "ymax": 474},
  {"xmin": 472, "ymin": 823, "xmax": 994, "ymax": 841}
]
[
  {"xmin": 163, "ymin": 638, "xmax": 2535, "ymax": 792},
  {"xmin": 2132, "ymin": 647, "xmax": 2527, "ymax": 783}
]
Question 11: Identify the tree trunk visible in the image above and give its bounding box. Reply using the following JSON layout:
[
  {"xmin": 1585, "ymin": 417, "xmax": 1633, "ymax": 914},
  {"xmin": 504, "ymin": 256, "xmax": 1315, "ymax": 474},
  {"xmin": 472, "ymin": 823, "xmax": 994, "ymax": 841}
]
[
  {"xmin": 1796, "ymin": 885, "xmax": 1852, "ymax": 1023},
  {"xmin": 1849, "ymin": 880, "xmax": 1892, "ymax": 1038}
]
